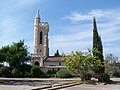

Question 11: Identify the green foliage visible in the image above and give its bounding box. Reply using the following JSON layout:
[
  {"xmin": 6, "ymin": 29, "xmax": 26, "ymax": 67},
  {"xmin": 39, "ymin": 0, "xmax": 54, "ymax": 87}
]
[
  {"xmin": 0, "ymin": 40, "xmax": 29, "ymax": 70},
  {"xmin": 93, "ymin": 17, "xmax": 104, "ymax": 73},
  {"xmin": 7, "ymin": 40, "xmax": 28, "ymax": 69},
  {"xmin": 0, "ymin": 45, "xmax": 9, "ymax": 63},
  {"xmin": 84, "ymin": 73, "xmax": 93, "ymax": 80},
  {"xmin": 64, "ymin": 50, "xmax": 102, "ymax": 81},
  {"xmin": 31, "ymin": 66, "xmax": 45, "ymax": 78},
  {"xmin": 113, "ymin": 71, "xmax": 120, "ymax": 77},
  {"xmin": 0, "ymin": 66, "xmax": 10, "ymax": 77},
  {"xmin": 98, "ymin": 73, "xmax": 110, "ymax": 82},
  {"xmin": 54, "ymin": 50, "xmax": 60, "ymax": 56},
  {"xmin": 105, "ymin": 53, "xmax": 119, "ymax": 76},
  {"xmin": 0, "ymin": 64, "xmax": 3, "ymax": 68},
  {"xmin": 11, "ymin": 68, "xmax": 23, "ymax": 78},
  {"xmin": 105, "ymin": 53, "xmax": 119, "ymax": 64},
  {"xmin": 46, "ymin": 69, "xmax": 59, "ymax": 77},
  {"xmin": 56, "ymin": 69, "xmax": 72, "ymax": 78},
  {"xmin": 20, "ymin": 64, "xmax": 32, "ymax": 76}
]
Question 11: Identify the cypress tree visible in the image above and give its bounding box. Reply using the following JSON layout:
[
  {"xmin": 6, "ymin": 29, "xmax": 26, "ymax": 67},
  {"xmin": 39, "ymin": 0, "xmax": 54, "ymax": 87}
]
[
  {"xmin": 93, "ymin": 17, "xmax": 104, "ymax": 73},
  {"xmin": 54, "ymin": 50, "xmax": 60, "ymax": 56}
]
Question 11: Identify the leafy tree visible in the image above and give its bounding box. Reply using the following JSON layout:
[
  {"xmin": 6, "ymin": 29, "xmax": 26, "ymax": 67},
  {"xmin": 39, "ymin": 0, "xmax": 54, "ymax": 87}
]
[
  {"xmin": 6, "ymin": 40, "xmax": 28, "ymax": 70},
  {"xmin": 0, "ymin": 40, "xmax": 30, "ymax": 71},
  {"xmin": 0, "ymin": 45, "xmax": 9, "ymax": 63},
  {"xmin": 105, "ymin": 53, "xmax": 119, "ymax": 64},
  {"xmin": 93, "ymin": 17, "xmax": 104, "ymax": 73},
  {"xmin": 63, "ymin": 50, "xmax": 102, "ymax": 81},
  {"xmin": 54, "ymin": 50, "xmax": 60, "ymax": 56},
  {"xmin": 105, "ymin": 53, "xmax": 119, "ymax": 76}
]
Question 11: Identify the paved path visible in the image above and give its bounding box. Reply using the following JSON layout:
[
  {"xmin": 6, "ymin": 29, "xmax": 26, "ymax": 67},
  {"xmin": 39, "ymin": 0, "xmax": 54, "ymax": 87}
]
[
  {"xmin": 0, "ymin": 77, "xmax": 81, "ymax": 81},
  {"xmin": 61, "ymin": 78, "xmax": 120, "ymax": 90},
  {"xmin": 0, "ymin": 78, "xmax": 81, "ymax": 90},
  {"xmin": 0, "ymin": 85, "xmax": 35, "ymax": 90},
  {"xmin": 62, "ymin": 84, "xmax": 120, "ymax": 90},
  {"xmin": 0, "ymin": 78, "xmax": 119, "ymax": 90}
]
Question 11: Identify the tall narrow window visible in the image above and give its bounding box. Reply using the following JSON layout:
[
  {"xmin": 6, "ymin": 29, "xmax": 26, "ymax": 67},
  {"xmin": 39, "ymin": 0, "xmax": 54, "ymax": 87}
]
[{"xmin": 40, "ymin": 31, "xmax": 42, "ymax": 44}]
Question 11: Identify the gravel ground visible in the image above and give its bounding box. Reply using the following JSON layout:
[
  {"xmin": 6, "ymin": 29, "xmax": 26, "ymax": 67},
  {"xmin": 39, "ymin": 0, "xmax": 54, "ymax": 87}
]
[
  {"xmin": 0, "ymin": 85, "xmax": 35, "ymax": 90},
  {"xmin": 0, "ymin": 78, "xmax": 119, "ymax": 90},
  {"xmin": 61, "ymin": 78, "xmax": 120, "ymax": 90},
  {"xmin": 0, "ymin": 78, "xmax": 77, "ymax": 90},
  {"xmin": 62, "ymin": 84, "xmax": 120, "ymax": 90}
]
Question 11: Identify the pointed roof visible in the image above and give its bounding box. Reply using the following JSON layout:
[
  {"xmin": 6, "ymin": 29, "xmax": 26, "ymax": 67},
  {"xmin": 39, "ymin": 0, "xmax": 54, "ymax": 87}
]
[{"xmin": 35, "ymin": 9, "xmax": 40, "ymax": 19}]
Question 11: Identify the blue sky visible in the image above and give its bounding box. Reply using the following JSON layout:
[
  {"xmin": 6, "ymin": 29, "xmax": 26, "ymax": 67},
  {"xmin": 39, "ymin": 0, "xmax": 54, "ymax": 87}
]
[{"xmin": 0, "ymin": 0, "xmax": 120, "ymax": 60}]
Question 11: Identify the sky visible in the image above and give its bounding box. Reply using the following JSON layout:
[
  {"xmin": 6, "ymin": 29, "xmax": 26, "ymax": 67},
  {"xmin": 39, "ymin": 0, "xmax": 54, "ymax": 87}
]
[{"xmin": 0, "ymin": 0, "xmax": 120, "ymax": 60}]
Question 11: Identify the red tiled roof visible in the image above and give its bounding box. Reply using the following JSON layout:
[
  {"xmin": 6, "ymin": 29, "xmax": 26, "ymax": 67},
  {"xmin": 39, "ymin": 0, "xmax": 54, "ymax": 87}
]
[{"xmin": 45, "ymin": 56, "xmax": 63, "ymax": 62}]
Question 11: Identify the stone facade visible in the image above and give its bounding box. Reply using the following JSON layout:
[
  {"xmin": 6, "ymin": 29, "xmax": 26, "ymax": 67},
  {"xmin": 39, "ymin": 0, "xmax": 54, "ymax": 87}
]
[
  {"xmin": 34, "ymin": 10, "xmax": 49, "ymax": 57},
  {"xmin": 31, "ymin": 10, "xmax": 64, "ymax": 70}
]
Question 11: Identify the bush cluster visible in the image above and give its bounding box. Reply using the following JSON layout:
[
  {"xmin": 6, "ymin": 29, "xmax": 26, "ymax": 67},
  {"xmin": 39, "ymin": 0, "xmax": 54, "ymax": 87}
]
[
  {"xmin": 113, "ymin": 71, "xmax": 120, "ymax": 77},
  {"xmin": 47, "ymin": 69, "xmax": 59, "ymax": 77},
  {"xmin": 30, "ymin": 66, "xmax": 45, "ymax": 78},
  {"xmin": 56, "ymin": 69, "xmax": 73, "ymax": 78},
  {"xmin": 85, "ymin": 73, "xmax": 92, "ymax": 80},
  {"xmin": 98, "ymin": 73, "xmax": 110, "ymax": 82},
  {"xmin": 11, "ymin": 69, "xmax": 23, "ymax": 78},
  {"xmin": 0, "ymin": 66, "xmax": 10, "ymax": 77}
]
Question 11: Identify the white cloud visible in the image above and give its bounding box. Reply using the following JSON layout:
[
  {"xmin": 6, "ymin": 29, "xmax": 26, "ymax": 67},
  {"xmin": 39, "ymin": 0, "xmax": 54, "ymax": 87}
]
[
  {"xmin": 63, "ymin": 9, "xmax": 111, "ymax": 23},
  {"xmin": 50, "ymin": 9, "xmax": 120, "ymax": 58}
]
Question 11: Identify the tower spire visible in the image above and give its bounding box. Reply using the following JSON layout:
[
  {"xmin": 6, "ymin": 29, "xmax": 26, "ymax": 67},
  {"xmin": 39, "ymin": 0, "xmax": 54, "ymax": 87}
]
[{"xmin": 35, "ymin": 9, "xmax": 40, "ymax": 19}]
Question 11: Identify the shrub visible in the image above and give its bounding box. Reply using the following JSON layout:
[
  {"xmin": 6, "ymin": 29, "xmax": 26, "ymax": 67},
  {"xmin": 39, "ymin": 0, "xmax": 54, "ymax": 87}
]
[
  {"xmin": 11, "ymin": 68, "xmax": 23, "ymax": 78},
  {"xmin": 31, "ymin": 66, "xmax": 45, "ymax": 78},
  {"xmin": 0, "ymin": 64, "xmax": 3, "ymax": 68},
  {"xmin": 47, "ymin": 69, "xmax": 59, "ymax": 77},
  {"xmin": 85, "ymin": 73, "xmax": 92, "ymax": 80},
  {"xmin": 20, "ymin": 64, "xmax": 32, "ymax": 77},
  {"xmin": 98, "ymin": 73, "xmax": 110, "ymax": 82},
  {"xmin": 56, "ymin": 69, "xmax": 72, "ymax": 78},
  {"xmin": 113, "ymin": 71, "xmax": 120, "ymax": 77},
  {"xmin": 21, "ymin": 64, "xmax": 32, "ymax": 73},
  {"xmin": 0, "ymin": 66, "xmax": 10, "ymax": 77}
]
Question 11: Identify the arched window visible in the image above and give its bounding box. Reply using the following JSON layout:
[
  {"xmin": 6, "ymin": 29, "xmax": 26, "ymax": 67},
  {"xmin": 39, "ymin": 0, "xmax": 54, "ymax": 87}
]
[
  {"xmin": 40, "ymin": 31, "xmax": 42, "ymax": 44},
  {"xmin": 35, "ymin": 61, "xmax": 39, "ymax": 66}
]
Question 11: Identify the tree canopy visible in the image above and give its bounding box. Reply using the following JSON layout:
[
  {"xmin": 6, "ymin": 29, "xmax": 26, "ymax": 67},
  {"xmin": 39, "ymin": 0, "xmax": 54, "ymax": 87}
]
[
  {"xmin": 93, "ymin": 17, "xmax": 104, "ymax": 73},
  {"xmin": 63, "ymin": 50, "xmax": 102, "ymax": 81},
  {"xmin": 0, "ymin": 40, "xmax": 29, "ymax": 70}
]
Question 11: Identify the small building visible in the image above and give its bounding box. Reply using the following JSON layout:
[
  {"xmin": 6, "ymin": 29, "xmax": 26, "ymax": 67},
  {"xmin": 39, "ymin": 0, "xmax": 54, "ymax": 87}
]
[{"xmin": 31, "ymin": 10, "xmax": 65, "ymax": 72}]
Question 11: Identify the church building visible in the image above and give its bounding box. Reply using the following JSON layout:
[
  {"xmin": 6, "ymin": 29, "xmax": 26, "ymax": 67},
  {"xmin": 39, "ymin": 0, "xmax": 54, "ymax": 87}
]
[{"xmin": 31, "ymin": 10, "xmax": 64, "ymax": 72}]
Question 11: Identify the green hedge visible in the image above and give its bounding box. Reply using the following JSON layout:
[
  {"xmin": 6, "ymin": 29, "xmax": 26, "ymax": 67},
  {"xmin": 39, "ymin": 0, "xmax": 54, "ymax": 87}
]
[
  {"xmin": 11, "ymin": 68, "xmax": 23, "ymax": 78},
  {"xmin": 31, "ymin": 66, "xmax": 45, "ymax": 78},
  {"xmin": 98, "ymin": 73, "xmax": 110, "ymax": 82},
  {"xmin": 47, "ymin": 69, "xmax": 59, "ymax": 77},
  {"xmin": 113, "ymin": 71, "xmax": 120, "ymax": 77},
  {"xmin": 56, "ymin": 69, "xmax": 72, "ymax": 78}
]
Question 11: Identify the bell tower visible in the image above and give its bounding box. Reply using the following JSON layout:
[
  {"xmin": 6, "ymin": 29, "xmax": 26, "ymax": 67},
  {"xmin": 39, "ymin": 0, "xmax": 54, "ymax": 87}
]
[
  {"xmin": 33, "ymin": 10, "xmax": 49, "ymax": 66},
  {"xmin": 34, "ymin": 10, "xmax": 49, "ymax": 57}
]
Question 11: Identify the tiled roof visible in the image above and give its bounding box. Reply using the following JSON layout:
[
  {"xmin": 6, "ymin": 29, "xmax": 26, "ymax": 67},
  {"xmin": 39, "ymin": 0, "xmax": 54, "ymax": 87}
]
[{"xmin": 45, "ymin": 56, "xmax": 63, "ymax": 62}]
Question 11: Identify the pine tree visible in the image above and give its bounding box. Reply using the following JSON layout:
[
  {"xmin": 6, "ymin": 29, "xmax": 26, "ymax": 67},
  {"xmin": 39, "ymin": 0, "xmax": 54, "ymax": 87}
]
[{"xmin": 93, "ymin": 17, "xmax": 104, "ymax": 73}]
